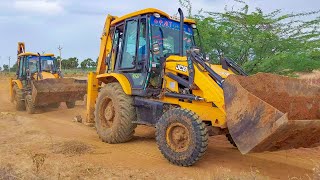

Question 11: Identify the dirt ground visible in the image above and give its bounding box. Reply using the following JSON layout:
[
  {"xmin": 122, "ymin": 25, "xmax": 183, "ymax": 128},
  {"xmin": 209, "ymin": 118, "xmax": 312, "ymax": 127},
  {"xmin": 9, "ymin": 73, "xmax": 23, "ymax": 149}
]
[{"xmin": 0, "ymin": 76, "xmax": 320, "ymax": 180}]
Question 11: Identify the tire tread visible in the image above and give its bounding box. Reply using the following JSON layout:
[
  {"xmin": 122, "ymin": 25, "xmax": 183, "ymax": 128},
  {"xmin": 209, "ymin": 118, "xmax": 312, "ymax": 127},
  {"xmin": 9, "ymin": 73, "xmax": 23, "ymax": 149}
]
[
  {"xmin": 94, "ymin": 83, "xmax": 137, "ymax": 144},
  {"xmin": 13, "ymin": 84, "xmax": 25, "ymax": 111},
  {"xmin": 156, "ymin": 108, "xmax": 208, "ymax": 166}
]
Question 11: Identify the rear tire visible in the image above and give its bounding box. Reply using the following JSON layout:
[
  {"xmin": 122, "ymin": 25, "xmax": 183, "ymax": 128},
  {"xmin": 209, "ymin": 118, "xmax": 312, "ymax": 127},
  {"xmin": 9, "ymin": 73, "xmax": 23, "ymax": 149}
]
[
  {"xmin": 13, "ymin": 84, "xmax": 25, "ymax": 111},
  {"xmin": 66, "ymin": 101, "xmax": 75, "ymax": 109},
  {"xmin": 25, "ymin": 95, "xmax": 36, "ymax": 114},
  {"xmin": 156, "ymin": 108, "xmax": 208, "ymax": 166},
  {"xmin": 94, "ymin": 83, "xmax": 137, "ymax": 144}
]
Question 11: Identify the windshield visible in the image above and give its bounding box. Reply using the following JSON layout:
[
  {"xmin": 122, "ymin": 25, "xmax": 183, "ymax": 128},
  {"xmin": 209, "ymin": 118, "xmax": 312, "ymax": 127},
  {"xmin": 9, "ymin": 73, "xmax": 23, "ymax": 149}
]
[
  {"xmin": 28, "ymin": 56, "xmax": 56, "ymax": 73},
  {"xmin": 150, "ymin": 16, "xmax": 194, "ymax": 57}
]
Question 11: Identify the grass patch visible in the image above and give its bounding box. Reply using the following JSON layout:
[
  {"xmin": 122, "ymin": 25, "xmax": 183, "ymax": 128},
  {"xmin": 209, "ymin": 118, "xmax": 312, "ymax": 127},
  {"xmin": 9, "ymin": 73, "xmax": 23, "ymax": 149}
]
[{"xmin": 62, "ymin": 69, "xmax": 93, "ymax": 77}]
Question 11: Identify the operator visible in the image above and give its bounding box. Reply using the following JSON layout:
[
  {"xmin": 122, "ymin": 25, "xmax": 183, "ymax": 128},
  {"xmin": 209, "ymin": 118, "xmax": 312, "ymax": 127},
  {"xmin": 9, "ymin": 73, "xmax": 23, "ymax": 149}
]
[
  {"xmin": 29, "ymin": 61, "xmax": 37, "ymax": 73},
  {"xmin": 149, "ymin": 37, "xmax": 163, "ymax": 88}
]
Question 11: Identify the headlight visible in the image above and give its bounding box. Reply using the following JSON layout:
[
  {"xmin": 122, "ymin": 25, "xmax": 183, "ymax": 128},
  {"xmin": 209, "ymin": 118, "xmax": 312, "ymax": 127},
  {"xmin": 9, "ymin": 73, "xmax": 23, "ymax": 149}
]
[{"xmin": 153, "ymin": 13, "xmax": 161, "ymax": 18}]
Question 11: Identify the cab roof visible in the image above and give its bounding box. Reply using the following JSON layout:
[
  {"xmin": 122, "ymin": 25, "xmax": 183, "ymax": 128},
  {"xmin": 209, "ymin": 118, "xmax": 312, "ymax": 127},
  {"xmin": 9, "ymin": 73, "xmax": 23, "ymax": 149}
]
[
  {"xmin": 111, "ymin": 8, "xmax": 196, "ymax": 26},
  {"xmin": 42, "ymin": 53, "xmax": 55, "ymax": 57},
  {"xmin": 18, "ymin": 52, "xmax": 55, "ymax": 57},
  {"xmin": 18, "ymin": 52, "xmax": 38, "ymax": 57}
]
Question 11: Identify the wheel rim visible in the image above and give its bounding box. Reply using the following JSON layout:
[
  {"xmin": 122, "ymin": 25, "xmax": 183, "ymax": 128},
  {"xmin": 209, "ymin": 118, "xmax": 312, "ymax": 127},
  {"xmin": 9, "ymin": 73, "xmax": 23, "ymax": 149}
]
[
  {"xmin": 166, "ymin": 122, "xmax": 190, "ymax": 152},
  {"xmin": 100, "ymin": 98, "xmax": 115, "ymax": 128}
]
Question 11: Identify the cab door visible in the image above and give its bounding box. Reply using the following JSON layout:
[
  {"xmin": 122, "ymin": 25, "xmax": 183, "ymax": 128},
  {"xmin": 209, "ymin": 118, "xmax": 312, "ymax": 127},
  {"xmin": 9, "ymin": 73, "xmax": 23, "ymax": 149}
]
[
  {"xmin": 18, "ymin": 56, "xmax": 27, "ymax": 80},
  {"xmin": 117, "ymin": 17, "xmax": 149, "ymax": 95}
]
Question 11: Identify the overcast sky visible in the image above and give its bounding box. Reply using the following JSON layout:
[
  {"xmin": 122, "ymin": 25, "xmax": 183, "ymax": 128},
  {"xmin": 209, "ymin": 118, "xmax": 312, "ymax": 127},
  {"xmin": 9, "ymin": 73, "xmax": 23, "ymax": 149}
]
[{"xmin": 0, "ymin": 0, "xmax": 319, "ymax": 67}]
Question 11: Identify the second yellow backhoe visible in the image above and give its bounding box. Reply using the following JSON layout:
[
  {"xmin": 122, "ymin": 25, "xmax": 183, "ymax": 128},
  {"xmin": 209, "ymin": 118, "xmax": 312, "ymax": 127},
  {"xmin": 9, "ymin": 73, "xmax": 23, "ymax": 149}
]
[
  {"xmin": 85, "ymin": 8, "xmax": 320, "ymax": 166},
  {"xmin": 10, "ymin": 42, "xmax": 87, "ymax": 114}
]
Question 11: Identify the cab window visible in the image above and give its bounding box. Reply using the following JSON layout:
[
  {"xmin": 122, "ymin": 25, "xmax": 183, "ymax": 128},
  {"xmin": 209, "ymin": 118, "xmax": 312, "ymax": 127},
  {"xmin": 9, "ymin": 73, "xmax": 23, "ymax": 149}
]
[
  {"xmin": 137, "ymin": 18, "xmax": 147, "ymax": 63},
  {"xmin": 120, "ymin": 20, "xmax": 138, "ymax": 69},
  {"xmin": 109, "ymin": 25, "xmax": 123, "ymax": 72}
]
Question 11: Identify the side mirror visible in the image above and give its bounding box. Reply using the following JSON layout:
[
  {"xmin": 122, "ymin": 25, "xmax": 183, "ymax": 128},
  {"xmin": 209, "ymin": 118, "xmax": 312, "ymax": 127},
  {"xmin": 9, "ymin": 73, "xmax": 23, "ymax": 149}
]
[{"xmin": 152, "ymin": 43, "xmax": 160, "ymax": 54}]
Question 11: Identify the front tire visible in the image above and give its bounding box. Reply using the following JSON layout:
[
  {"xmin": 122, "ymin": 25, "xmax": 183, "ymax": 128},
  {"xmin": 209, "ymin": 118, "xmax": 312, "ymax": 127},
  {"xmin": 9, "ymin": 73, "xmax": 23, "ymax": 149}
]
[
  {"xmin": 156, "ymin": 108, "xmax": 208, "ymax": 166},
  {"xmin": 94, "ymin": 83, "xmax": 137, "ymax": 144},
  {"xmin": 25, "ymin": 95, "xmax": 36, "ymax": 114},
  {"xmin": 13, "ymin": 84, "xmax": 25, "ymax": 111}
]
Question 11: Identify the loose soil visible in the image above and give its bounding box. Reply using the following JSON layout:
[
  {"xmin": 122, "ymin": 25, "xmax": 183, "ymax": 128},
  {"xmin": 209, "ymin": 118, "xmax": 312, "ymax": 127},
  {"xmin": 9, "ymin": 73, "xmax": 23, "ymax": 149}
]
[
  {"xmin": 235, "ymin": 73, "xmax": 320, "ymax": 120},
  {"xmin": 0, "ymin": 77, "xmax": 320, "ymax": 179}
]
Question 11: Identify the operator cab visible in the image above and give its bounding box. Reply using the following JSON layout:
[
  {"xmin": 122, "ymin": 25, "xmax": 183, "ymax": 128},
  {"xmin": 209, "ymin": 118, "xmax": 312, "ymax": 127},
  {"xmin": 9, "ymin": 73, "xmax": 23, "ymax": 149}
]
[
  {"xmin": 107, "ymin": 9, "xmax": 198, "ymax": 96},
  {"xmin": 17, "ymin": 53, "xmax": 58, "ymax": 80}
]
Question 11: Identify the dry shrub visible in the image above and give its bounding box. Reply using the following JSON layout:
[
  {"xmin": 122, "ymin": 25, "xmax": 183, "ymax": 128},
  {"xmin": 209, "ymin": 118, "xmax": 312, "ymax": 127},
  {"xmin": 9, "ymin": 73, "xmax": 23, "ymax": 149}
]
[
  {"xmin": 31, "ymin": 153, "xmax": 47, "ymax": 174},
  {"xmin": 52, "ymin": 140, "xmax": 93, "ymax": 156}
]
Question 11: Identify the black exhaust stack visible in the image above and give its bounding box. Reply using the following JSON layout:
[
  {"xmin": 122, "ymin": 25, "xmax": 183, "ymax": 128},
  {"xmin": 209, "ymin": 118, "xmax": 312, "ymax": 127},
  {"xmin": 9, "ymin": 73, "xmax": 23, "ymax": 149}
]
[
  {"xmin": 178, "ymin": 8, "xmax": 184, "ymax": 56},
  {"xmin": 37, "ymin": 52, "xmax": 43, "ymax": 80}
]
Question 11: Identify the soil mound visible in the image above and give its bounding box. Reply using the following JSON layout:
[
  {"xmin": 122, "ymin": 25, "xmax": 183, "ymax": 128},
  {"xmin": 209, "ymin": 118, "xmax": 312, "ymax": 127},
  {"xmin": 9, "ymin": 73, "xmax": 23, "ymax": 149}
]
[{"xmin": 236, "ymin": 73, "xmax": 320, "ymax": 120}]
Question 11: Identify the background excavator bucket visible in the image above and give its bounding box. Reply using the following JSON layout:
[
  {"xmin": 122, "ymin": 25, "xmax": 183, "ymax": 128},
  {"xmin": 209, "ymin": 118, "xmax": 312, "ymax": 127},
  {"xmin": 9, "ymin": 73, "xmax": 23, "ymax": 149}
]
[
  {"xmin": 31, "ymin": 78, "xmax": 87, "ymax": 106},
  {"xmin": 223, "ymin": 73, "xmax": 320, "ymax": 154}
]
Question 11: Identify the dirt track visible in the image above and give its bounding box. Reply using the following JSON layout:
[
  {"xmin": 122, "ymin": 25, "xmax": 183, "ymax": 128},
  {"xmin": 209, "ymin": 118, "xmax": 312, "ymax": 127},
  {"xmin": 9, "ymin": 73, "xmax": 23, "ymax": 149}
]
[{"xmin": 0, "ymin": 77, "xmax": 319, "ymax": 179}]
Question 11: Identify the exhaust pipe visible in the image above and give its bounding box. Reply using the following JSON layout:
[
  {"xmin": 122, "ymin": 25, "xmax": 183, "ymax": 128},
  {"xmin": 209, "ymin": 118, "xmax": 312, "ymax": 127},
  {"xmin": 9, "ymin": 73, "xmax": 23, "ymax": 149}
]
[
  {"xmin": 178, "ymin": 8, "xmax": 184, "ymax": 56},
  {"xmin": 37, "ymin": 52, "xmax": 42, "ymax": 80}
]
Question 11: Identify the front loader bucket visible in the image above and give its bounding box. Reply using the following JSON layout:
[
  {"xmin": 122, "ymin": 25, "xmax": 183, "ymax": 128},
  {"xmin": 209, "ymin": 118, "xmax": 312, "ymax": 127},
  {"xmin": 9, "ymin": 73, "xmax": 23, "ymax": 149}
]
[
  {"xmin": 31, "ymin": 78, "xmax": 87, "ymax": 106},
  {"xmin": 224, "ymin": 73, "xmax": 320, "ymax": 154}
]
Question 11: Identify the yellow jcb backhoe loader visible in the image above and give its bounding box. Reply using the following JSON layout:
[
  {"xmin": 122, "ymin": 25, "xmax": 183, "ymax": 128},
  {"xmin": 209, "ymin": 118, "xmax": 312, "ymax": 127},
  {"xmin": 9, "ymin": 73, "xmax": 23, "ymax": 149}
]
[
  {"xmin": 10, "ymin": 42, "xmax": 87, "ymax": 114},
  {"xmin": 85, "ymin": 8, "xmax": 320, "ymax": 166}
]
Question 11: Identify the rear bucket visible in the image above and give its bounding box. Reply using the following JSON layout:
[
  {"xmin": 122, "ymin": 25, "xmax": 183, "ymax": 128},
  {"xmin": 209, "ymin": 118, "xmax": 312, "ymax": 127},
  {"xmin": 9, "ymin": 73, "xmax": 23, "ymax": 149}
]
[
  {"xmin": 32, "ymin": 78, "xmax": 87, "ymax": 106},
  {"xmin": 223, "ymin": 73, "xmax": 320, "ymax": 154}
]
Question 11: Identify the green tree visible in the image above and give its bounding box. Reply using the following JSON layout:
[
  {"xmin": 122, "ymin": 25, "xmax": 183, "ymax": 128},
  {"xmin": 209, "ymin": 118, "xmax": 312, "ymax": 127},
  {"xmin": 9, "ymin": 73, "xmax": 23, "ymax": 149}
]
[
  {"xmin": 179, "ymin": 0, "xmax": 320, "ymax": 75},
  {"xmin": 3, "ymin": 64, "xmax": 9, "ymax": 71},
  {"xmin": 178, "ymin": 0, "xmax": 192, "ymax": 17},
  {"xmin": 10, "ymin": 63, "xmax": 18, "ymax": 72},
  {"xmin": 80, "ymin": 60, "xmax": 87, "ymax": 69},
  {"xmin": 68, "ymin": 57, "xmax": 79, "ymax": 69},
  {"xmin": 61, "ymin": 59, "xmax": 68, "ymax": 69},
  {"xmin": 90, "ymin": 60, "xmax": 97, "ymax": 68},
  {"xmin": 81, "ymin": 58, "xmax": 95, "ymax": 69},
  {"xmin": 61, "ymin": 57, "xmax": 79, "ymax": 69}
]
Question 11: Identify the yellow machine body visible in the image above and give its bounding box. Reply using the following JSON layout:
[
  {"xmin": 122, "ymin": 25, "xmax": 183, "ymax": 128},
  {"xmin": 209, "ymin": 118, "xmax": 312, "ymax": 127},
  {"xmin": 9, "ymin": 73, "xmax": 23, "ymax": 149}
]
[
  {"xmin": 86, "ymin": 8, "xmax": 320, "ymax": 155},
  {"xmin": 10, "ymin": 42, "xmax": 87, "ymax": 109}
]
